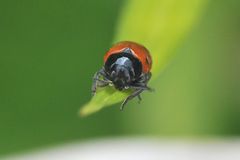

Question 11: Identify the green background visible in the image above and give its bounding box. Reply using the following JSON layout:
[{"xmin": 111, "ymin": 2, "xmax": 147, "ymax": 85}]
[{"xmin": 0, "ymin": 0, "xmax": 239, "ymax": 156}]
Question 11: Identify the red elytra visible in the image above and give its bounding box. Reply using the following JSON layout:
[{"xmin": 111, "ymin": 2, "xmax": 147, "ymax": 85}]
[{"xmin": 104, "ymin": 41, "xmax": 152, "ymax": 73}]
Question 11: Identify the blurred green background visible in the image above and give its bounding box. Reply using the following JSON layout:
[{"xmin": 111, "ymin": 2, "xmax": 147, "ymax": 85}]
[{"xmin": 0, "ymin": 0, "xmax": 239, "ymax": 156}]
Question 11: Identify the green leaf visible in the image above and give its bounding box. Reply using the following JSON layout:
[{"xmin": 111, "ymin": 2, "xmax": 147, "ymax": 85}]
[
  {"xmin": 80, "ymin": 87, "xmax": 131, "ymax": 117},
  {"xmin": 80, "ymin": 0, "xmax": 207, "ymax": 117}
]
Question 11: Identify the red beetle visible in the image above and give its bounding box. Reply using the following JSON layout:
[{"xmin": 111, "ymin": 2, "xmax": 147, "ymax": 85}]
[{"xmin": 92, "ymin": 41, "xmax": 153, "ymax": 110}]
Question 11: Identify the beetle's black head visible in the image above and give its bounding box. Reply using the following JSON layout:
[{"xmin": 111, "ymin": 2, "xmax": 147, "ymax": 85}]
[
  {"xmin": 104, "ymin": 48, "xmax": 142, "ymax": 91},
  {"xmin": 109, "ymin": 57, "xmax": 133, "ymax": 90}
]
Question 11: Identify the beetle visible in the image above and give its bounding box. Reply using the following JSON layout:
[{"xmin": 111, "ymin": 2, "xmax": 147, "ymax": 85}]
[{"xmin": 92, "ymin": 41, "xmax": 153, "ymax": 110}]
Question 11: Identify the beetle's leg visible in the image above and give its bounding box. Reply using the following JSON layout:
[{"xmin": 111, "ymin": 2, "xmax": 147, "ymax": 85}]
[
  {"xmin": 132, "ymin": 72, "xmax": 154, "ymax": 91},
  {"xmin": 130, "ymin": 84, "xmax": 153, "ymax": 91},
  {"xmin": 121, "ymin": 89, "xmax": 144, "ymax": 110},
  {"xmin": 92, "ymin": 72, "xmax": 100, "ymax": 95},
  {"xmin": 93, "ymin": 78, "xmax": 110, "ymax": 84},
  {"xmin": 92, "ymin": 68, "xmax": 108, "ymax": 95},
  {"xmin": 120, "ymin": 73, "xmax": 153, "ymax": 108},
  {"xmin": 138, "ymin": 72, "xmax": 152, "ymax": 83},
  {"xmin": 97, "ymin": 82, "xmax": 109, "ymax": 88}
]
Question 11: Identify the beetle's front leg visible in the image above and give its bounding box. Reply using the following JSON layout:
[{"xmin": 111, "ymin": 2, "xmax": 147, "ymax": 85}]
[
  {"xmin": 92, "ymin": 68, "xmax": 109, "ymax": 95},
  {"xmin": 120, "ymin": 89, "xmax": 144, "ymax": 110}
]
